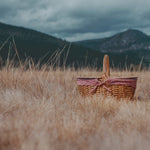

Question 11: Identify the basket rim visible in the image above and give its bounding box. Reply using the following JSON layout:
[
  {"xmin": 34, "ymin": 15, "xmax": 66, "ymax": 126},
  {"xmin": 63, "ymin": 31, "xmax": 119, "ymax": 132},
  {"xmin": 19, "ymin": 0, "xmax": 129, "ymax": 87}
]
[
  {"xmin": 77, "ymin": 77, "xmax": 137, "ymax": 80},
  {"xmin": 77, "ymin": 77, "xmax": 137, "ymax": 89}
]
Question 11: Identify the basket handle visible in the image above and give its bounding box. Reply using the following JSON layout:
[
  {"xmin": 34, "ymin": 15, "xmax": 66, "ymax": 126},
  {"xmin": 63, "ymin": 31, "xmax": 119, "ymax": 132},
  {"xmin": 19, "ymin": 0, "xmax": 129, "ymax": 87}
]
[{"xmin": 102, "ymin": 54, "xmax": 110, "ymax": 80}]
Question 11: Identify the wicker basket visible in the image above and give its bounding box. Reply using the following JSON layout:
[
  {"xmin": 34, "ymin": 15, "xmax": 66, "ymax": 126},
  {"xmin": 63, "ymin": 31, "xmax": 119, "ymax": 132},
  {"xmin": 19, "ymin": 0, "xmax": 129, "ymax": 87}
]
[{"xmin": 77, "ymin": 55, "xmax": 137, "ymax": 99}]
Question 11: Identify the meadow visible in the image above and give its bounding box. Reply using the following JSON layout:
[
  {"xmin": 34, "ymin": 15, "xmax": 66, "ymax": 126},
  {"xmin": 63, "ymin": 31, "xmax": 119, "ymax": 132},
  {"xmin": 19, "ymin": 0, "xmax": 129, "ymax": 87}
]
[{"xmin": 0, "ymin": 64, "xmax": 150, "ymax": 150}]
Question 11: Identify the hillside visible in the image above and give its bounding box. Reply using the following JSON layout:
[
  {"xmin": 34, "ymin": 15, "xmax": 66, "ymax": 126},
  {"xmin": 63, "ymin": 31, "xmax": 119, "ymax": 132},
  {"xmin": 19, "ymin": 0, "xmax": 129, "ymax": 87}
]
[
  {"xmin": 75, "ymin": 29, "xmax": 150, "ymax": 68},
  {"xmin": 0, "ymin": 22, "xmax": 65, "ymax": 59},
  {"xmin": 0, "ymin": 22, "xmax": 150, "ymax": 68},
  {"xmin": 0, "ymin": 22, "xmax": 103, "ymax": 68},
  {"xmin": 76, "ymin": 29, "xmax": 150, "ymax": 52}
]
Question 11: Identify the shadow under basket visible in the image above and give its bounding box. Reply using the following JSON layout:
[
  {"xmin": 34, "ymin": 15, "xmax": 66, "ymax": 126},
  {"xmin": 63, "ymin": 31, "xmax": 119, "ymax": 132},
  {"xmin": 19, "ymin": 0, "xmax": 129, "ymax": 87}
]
[{"xmin": 77, "ymin": 77, "xmax": 137, "ymax": 100}]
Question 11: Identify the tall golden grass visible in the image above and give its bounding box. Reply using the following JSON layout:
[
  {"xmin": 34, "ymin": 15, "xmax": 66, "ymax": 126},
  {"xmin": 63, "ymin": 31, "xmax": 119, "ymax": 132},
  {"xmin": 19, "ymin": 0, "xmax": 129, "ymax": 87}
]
[{"xmin": 0, "ymin": 64, "xmax": 150, "ymax": 150}]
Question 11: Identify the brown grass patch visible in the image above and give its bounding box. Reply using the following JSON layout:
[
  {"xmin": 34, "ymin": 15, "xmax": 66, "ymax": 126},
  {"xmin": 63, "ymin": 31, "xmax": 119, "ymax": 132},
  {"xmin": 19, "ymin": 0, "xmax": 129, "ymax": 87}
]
[{"xmin": 0, "ymin": 67, "xmax": 150, "ymax": 150}]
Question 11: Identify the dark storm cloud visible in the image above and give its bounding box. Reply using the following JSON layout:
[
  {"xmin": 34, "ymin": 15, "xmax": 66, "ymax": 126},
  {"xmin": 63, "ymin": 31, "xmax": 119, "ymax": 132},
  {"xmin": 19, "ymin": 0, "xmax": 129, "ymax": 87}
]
[
  {"xmin": 59, "ymin": 9, "xmax": 132, "ymax": 34},
  {"xmin": 0, "ymin": 4, "xmax": 17, "ymax": 18},
  {"xmin": 1, "ymin": 0, "xmax": 150, "ymax": 41}
]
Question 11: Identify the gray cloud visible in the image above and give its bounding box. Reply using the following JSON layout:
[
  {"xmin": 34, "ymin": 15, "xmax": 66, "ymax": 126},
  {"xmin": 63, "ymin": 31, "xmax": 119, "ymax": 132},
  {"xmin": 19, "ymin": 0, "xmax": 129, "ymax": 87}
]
[{"xmin": 1, "ymin": 0, "xmax": 150, "ymax": 41}]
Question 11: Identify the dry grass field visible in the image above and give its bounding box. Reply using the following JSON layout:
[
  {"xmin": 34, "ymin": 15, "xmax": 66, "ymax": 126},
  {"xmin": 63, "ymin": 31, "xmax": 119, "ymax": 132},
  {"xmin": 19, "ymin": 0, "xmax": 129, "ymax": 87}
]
[{"xmin": 0, "ymin": 65, "xmax": 150, "ymax": 150}]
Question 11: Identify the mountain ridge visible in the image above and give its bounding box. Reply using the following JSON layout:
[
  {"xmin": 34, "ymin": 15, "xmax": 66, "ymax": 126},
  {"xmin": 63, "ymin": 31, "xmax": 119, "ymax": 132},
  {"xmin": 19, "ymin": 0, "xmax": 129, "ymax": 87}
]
[
  {"xmin": 0, "ymin": 22, "xmax": 150, "ymax": 68},
  {"xmin": 75, "ymin": 29, "xmax": 150, "ymax": 52},
  {"xmin": 0, "ymin": 22, "xmax": 104, "ymax": 68},
  {"xmin": 0, "ymin": 22, "xmax": 58, "ymax": 40}
]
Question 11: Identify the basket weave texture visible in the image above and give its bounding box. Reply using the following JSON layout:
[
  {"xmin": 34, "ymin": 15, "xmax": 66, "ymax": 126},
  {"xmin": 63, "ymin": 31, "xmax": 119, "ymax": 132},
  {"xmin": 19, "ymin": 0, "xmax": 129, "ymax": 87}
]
[
  {"xmin": 77, "ymin": 77, "xmax": 137, "ymax": 99},
  {"xmin": 76, "ymin": 55, "xmax": 137, "ymax": 99}
]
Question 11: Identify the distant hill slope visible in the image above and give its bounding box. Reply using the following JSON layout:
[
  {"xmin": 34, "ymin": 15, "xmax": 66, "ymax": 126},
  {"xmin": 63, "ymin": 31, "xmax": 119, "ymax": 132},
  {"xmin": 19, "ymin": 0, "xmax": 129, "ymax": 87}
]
[
  {"xmin": 76, "ymin": 29, "xmax": 150, "ymax": 52},
  {"xmin": 75, "ymin": 29, "xmax": 150, "ymax": 68},
  {"xmin": 0, "ymin": 22, "xmax": 64, "ymax": 61},
  {"xmin": 0, "ymin": 22, "xmax": 150, "ymax": 69},
  {"xmin": 0, "ymin": 22, "xmax": 104, "ymax": 68}
]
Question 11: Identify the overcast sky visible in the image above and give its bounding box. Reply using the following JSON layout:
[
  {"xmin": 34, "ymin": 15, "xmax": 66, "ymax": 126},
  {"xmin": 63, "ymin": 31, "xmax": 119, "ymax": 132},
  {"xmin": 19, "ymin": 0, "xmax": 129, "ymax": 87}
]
[{"xmin": 1, "ymin": 0, "xmax": 150, "ymax": 41}]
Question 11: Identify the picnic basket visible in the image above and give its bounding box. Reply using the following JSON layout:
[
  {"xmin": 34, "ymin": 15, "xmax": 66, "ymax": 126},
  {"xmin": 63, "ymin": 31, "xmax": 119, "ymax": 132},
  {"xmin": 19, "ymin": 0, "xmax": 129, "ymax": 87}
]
[{"xmin": 77, "ymin": 55, "xmax": 137, "ymax": 99}]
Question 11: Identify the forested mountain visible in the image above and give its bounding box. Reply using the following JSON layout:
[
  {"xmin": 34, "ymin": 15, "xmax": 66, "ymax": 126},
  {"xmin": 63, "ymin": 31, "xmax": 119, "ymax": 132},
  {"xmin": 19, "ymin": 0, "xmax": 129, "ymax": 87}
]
[
  {"xmin": 0, "ymin": 22, "xmax": 150, "ymax": 69},
  {"xmin": 75, "ymin": 29, "xmax": 150, "ymax": 68},
  {"xmin": 0, "ymin": 22, "xmax": 103, "ymax": 68},
  {"xmin": 76, "ymin": 29, "xmax": 150, "ymax": 52}
]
